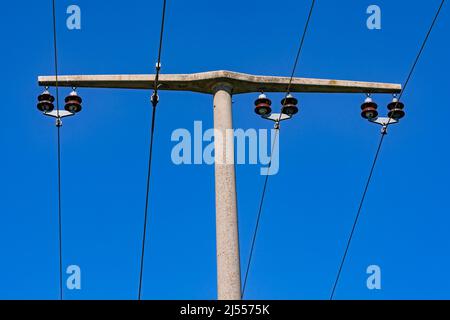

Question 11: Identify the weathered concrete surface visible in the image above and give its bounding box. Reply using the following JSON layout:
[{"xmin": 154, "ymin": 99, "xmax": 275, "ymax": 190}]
[
  {"xmin": 38, "ymin": 70, "xmax": 401, "ymax": 94},
  {"xmin": 213, "ymin": 83, "xmax": 241, "ymax": 300}
]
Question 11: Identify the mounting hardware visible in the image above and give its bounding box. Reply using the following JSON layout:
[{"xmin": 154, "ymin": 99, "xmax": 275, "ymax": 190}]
[
  {"xmin": 254, "ymin": 92, "xmax": 272, "ymax": 116},
  {"xmin": 262, "ymin": 112, "xmax": 292, "ymax": 124},
  {"xmin": 362, "ymin": 94, "xmax": 405, "ymax": 134},
  {"xmin": 64, "ymin": 88, "xmax": 82, "ymax": 113},
  {"xmin": 56, "ymin": 117, "xmax": 63, "ymax": 127},
  {"xmin": 151, "ymin": 91, "xmax": 159, "ymax": 107},
  {"xmin": 387, "ymin": 95, "xmax": 406, "ymax": 120},
  {"xmin": 37, "ymin": 88, "xmax": 55, "ymax": 113},
  {"xmin": 360, "ymin": 94, "xmax": 379, "ymax": 120},
  {"xmin": 280, "ymin": 93, "xmax": 299, "ymax": 116},
  {"xmin": 255, "ymin": 92, "xmax": 298, "ymax": 128},
  {"xmin": 37, "ymin": 88, "xmax": 82, "ymax": 126},
  {"xmin": 368, "ymin": 116, "xmax": 398, "ymax": 134}
]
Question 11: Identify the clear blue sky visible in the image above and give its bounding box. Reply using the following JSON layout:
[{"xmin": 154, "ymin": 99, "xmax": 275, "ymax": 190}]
[{"xmin": 0, "ymin": 0, "xmax": 449, "ymax": 300}]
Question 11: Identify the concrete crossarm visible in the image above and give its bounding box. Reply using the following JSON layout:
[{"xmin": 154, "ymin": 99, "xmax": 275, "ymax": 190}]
[{"xmin": 38, "ymin": 70, "xmax": 401, "ymax": 95}]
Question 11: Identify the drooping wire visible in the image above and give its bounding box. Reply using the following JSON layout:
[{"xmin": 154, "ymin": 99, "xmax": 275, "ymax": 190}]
[
  {"xmin": 241, "ymin": 0, "xmax": 316, "ymax": 299},
  {"xmin": 138, "ymin": 0, "xmax": 167, "ymax": 301},
  {"xmin": 153, "ymin": 0, "xmax": 167, "ymax": 95},
  {"xmin": 329, "ymin": 133, "xmax": 385, "ymax": 300},
  {"xmin": 50, "ymin": 0, "xmax": 64, "ymax": 300},
  {"xmin": 386, "ymin": 0, "xmax": 445, "ymax": 125},
  {"xmin": 329, "ymin": 0, "xmax": 445, "ymax": 300},
  {"xmin": 241, "ymin": 130, "xmax": 279, "ymax": 298},
  {"xmin": 284, "ymin": 0, "xmax": 316, "ymax": 99},
  {"xmin": 56, "ymin": 122, "xmax": 63, "ymax": 300}
]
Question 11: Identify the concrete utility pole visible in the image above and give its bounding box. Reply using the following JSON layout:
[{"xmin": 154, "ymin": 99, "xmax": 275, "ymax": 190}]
[{"xmin": 39, "ymin": 70, "xmax": 401, "ymax": 300}]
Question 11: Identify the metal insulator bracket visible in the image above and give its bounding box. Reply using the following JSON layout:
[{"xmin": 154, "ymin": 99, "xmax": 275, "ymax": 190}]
[
  {"xmin": 43, "ymin": 110, "xmax": 75, "ymax": 119},
  {"xmin": 261, "ymin": 113, "xmax": 292, "ymax": 122},
  {"xmin": 261, "ymin": 113, "xmax": 292, "ymax": 129},
  {"xmin": 368, "ymin": 116, "xmax": 398, "ymax": 134},
  {"xmin": 43, "ymin": 110, "xmax": 75, "ymax": 127}
]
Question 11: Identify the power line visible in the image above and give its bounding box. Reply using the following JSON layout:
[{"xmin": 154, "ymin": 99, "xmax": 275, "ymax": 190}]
[
  {"xmin": 329, "ymin": 0, "xmax": 445, "ymax": 300},
  {"xmin": 138, "ymin": 0, "xmax": 167, "ymax": 301},
  {"xmin": 56, "ymin": 125, "xmax": 63, "ymax": 300},
  {"xmin": 51, "ymin": 0, "xmax": 64, "ymax": 300},
  {"xmin": 241, "ymin": 131, "xmax": 279, "ymax": 299},
  {"xmin": 387, "ymin": 0, "xmax": 445, "ymax": 125},
  {"xmin": 329, "ymin": 133, "xmax": 385, "ymax": 300},
  {"xmin": 241, "ymin": 0, "xmax": 316, "ymax": 299},
  {"xmin": 153, "ymin": 0, "xmax": 167, "ymax": 93},
  {"xmin": 285, "ymin": 0, "xmax": 316, "ymax": 95}
]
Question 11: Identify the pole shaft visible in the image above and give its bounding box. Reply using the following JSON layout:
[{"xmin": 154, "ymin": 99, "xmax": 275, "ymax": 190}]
[{"xmin": 213, "ymin": 84, "xmax": 241, "ymax": 300}]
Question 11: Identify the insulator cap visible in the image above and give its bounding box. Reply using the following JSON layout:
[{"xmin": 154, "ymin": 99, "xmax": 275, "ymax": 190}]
[
  {"xmin": 254, "ymin": 94, "xmax": 272, "ymax": 106},
  {"xmin": 37, "ymin": 90, "xmax": 55, "ymax": 112},
  {"xmin": 281, "ymin": 94, "xmax": 298, "ymax": 107},
  {"xmin": 37, "ymin": 101, "xmax": 55, "ymax": 112},
  {"xmin": 281, "ymin": 94, "xmax": 299, "ymax": 116},
  {"xmin": 388, "ymin": 108, "xmax": 405, "ymax": 120},
  {"xmin": 387, "ymin": 98, "xmax": 405, "ymax": 111},
  {"xmin": 65, "ymin": 91, "xmax": 82, "ymax": 104},
  {"xmin": 255, "ymin": 106, "xmax": 271, "ymax": 116},
  {"xmin": 361, "ymin": 107, "xmax": 378, "ymax": 120},
  {"xmin": 254, "ymin": 93, "xmax": 272, "ymax": 116},
  {"xmin": 361, "ymin": 100, "xmax": 378, "ymax": 111},
  {"xmin": 64, "ymin": 91, "xmax": 82, "ymax": 113},
  {"xmin": 282, "ymin": 105, "xmax": 299, "ymax": 116},
  {"xmin": 38, "ymin": 91, "xmax": 55, "ymax": 103},
  {"xmin": 361, "ymin": 95, "xmax": 378, "ymax": 120},
  {"xmin": 255, "ymin": 103, "xmax": 272, "ymax": 116}
]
